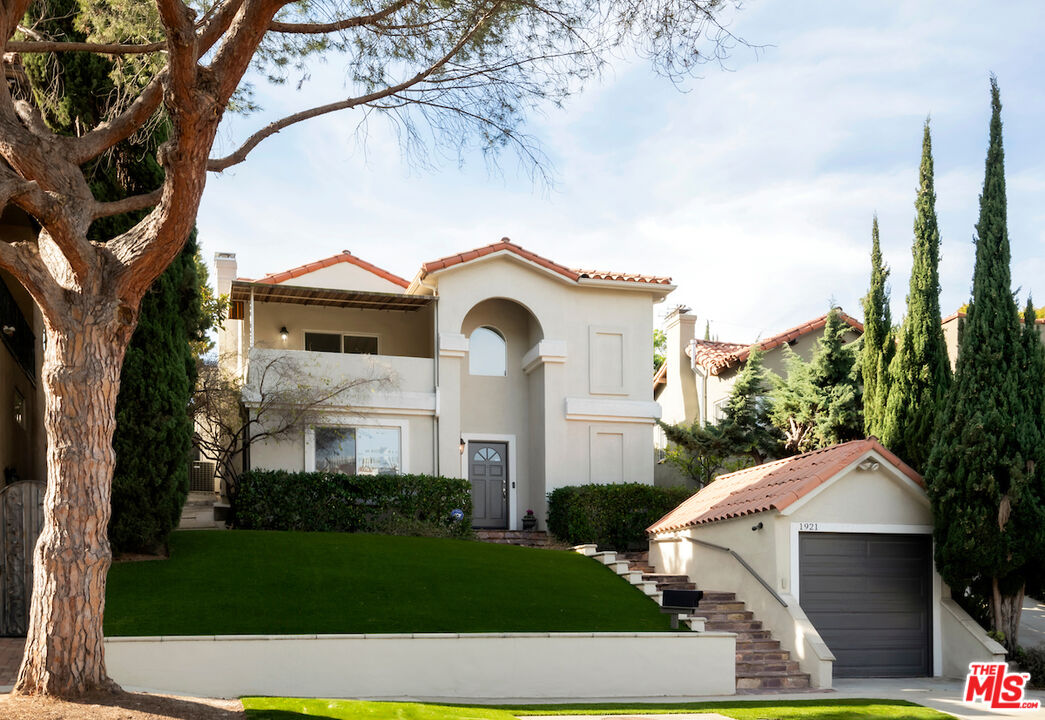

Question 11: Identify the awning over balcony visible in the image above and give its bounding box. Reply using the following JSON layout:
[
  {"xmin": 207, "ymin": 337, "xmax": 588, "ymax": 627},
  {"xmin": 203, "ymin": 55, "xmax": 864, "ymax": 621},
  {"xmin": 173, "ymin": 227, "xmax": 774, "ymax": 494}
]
[{"xmin": 230, "ymin": 281, "xmax": 434, "ymax": 312}]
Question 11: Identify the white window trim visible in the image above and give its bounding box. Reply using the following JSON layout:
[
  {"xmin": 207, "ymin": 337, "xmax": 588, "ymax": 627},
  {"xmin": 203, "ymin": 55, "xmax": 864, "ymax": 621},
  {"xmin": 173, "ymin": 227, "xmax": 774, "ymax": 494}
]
[
  {"xmin": 459, "ymin": 432, "xmax": 517, "ymax": 531},
  {"xmin": 789, "ymin": 521, "xmax": 942, "ymax": 678},
  {"xmin": 302, "ymin": 329, "xmax": 381, "ymax": 355},
  {"xmin": 304, "ymin": 418, "xmax": 409, "ymax": 474}
]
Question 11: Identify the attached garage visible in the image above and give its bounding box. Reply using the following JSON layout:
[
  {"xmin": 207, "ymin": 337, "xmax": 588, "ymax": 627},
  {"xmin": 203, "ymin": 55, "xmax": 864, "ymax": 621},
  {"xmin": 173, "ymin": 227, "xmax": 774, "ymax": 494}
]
[
  {"xmin": 798, "ymin": 532, "xmax": 932, "ymax": 677},
  {"xmin": 648, "ymin": 437, "xmax": 1007, "ymax": 689}
]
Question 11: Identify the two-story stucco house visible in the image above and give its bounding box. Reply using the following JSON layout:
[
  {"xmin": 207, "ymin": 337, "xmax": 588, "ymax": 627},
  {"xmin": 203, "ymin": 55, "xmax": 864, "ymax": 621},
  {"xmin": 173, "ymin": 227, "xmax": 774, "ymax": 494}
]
[{"xmin": 215, "ymin": 238, "xmax": 674, "ymax": 530}]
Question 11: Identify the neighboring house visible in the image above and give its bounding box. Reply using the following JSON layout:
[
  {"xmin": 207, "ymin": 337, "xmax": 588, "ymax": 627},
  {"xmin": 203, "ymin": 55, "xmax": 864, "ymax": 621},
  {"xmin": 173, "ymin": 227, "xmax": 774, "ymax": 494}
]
[
  {"xmin": 942, "ymin": 308, "xmax": 1045, "ymax": 369},
  {"xmin": 215, "ymin": 238, "xmax": 674, "ymax": 530},
  {"xmin": 652, "ymin": 307, "xmax": 862, "ymax": 485},
  {"xmin": 647, "ymin": 437, "xmax": 1005, "ymax": 687},
  {"xmin": 0, "ymin": 207, "xmax": 46, "ymax": 487}
]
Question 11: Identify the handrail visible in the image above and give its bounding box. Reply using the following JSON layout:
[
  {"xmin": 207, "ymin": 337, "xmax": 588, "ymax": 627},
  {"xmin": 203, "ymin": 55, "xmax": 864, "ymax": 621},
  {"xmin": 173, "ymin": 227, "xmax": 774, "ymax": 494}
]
[{"xmin": 688, "ymin": 537, "xmax": 788, "ymax": 608}]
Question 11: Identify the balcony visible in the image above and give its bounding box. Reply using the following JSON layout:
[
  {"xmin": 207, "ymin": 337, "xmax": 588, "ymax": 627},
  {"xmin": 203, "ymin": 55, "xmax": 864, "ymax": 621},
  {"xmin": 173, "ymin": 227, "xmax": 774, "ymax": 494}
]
[{"xmin": 243, "ymin": 347, "xmax": 436, "ymax": 414}]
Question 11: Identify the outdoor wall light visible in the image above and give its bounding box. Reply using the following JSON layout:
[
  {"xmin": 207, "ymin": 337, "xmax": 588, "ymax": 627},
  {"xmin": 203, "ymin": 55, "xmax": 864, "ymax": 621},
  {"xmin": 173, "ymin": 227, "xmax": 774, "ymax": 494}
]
[
  {"xmin": 751, "ymin": 521, "xmax": 763, "ymax": 532},
  {"xmin": 279, "ymin": 326, "xmax": 289, "ymax": 342},
  {"xmin": 459, "ymin": 438, "xmax": 466, "ymax": 454}
]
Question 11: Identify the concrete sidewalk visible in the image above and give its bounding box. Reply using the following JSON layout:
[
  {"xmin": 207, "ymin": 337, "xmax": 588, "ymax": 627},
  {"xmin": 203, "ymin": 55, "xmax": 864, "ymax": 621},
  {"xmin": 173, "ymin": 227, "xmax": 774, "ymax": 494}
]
[{"xmin": 1022, "ymin": 597, "xmax": 1045, "ymax": 651}]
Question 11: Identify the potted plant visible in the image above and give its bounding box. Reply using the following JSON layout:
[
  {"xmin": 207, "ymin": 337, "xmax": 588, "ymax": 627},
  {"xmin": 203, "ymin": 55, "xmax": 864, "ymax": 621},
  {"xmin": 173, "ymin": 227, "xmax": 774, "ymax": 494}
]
[{"xmin": 522, "ymin": 509, "xmax": 537, "ymax": 530}]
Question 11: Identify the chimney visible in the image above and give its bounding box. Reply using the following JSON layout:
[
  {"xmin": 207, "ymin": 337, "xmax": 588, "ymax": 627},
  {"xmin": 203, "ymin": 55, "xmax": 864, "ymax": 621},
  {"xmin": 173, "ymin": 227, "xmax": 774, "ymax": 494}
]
[
  {"xmin": 214, "ymin": 252, "xmax": 237, "ymax": 297},
  {"xmin": 662, "ymin": 306, "xmax": 699, "ymax": 425}
]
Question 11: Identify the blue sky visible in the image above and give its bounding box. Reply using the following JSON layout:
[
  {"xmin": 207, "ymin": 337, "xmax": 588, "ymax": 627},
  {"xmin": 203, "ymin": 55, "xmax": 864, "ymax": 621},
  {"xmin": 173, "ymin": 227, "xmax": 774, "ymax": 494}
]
[{"xmin": 196, "ymin": 0, "xmax": 1045, "ymax": 342}]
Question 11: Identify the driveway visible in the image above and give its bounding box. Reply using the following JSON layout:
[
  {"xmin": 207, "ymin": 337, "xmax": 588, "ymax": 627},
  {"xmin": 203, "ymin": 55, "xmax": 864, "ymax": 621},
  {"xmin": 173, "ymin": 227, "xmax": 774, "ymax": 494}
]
[{"xmin": 1023, "ymin": 596, "xmax": 1045, "ymax": 650}]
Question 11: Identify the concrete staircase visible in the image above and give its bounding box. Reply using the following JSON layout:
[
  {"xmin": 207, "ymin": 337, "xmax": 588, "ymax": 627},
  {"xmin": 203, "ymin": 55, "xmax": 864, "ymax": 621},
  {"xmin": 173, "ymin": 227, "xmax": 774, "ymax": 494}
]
[
  {"xmin": 571, "ymin": 545, "xmax": 705, "ymax": 631},
  {"xmin": 178, "ymin": 492, "xmax": 225, "ymax": 530},
  {"xmin": 696, "ymin": 590, "xmax": 810, "ymax": 691},
  {"xmin": 616, "ymin": 550, "xmax": 810, "ymax": 692}
]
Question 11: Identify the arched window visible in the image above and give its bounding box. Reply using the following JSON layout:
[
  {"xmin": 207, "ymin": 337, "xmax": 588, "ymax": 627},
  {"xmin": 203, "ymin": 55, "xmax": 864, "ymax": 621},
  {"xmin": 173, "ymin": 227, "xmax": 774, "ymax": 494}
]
[{"xmin": 469, "ymin": 326, "xmax": 506, "ymax": 376}]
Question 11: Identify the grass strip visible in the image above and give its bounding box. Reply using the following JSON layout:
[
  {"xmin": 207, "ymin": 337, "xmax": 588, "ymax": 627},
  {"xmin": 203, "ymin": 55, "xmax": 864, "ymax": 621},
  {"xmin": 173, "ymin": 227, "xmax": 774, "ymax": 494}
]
[{"xmin": 241, "ymin": 698, "xmax": 957, "ymax": 720}]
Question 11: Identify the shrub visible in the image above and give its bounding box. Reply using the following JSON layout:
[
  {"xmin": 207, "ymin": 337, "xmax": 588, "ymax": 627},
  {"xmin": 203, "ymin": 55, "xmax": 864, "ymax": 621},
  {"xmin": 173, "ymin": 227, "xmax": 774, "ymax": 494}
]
[
  {"xmin": 1015, "ymin": 645, "xmax": 1045, "ymax": 689},
  {"xmin": 234, "ymin": 471, "xmax": 474, "ymax": 539},
  {"xmin": 547, "ymin": 483, "xmax": 692, "ymax": 551}
]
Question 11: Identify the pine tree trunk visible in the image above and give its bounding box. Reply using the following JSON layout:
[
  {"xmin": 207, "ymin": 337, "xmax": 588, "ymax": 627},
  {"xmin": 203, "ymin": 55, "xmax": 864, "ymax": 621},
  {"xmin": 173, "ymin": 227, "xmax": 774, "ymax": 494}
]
[{"xmin": 13, "ymin": 305, "xmax": 132, "ymax": 696}]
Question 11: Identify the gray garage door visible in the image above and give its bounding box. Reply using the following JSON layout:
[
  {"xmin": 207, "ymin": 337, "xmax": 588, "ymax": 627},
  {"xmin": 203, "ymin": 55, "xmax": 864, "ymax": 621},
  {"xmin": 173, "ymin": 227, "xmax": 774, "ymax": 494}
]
[{"xmin": 799, "ymin": 532, "xmax": 932, "ymax": 678}]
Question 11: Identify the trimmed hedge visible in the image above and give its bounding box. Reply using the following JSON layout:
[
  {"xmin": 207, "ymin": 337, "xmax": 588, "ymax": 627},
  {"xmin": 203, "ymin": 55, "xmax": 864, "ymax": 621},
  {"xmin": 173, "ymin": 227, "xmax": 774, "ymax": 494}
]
[
  {"xmin": 234, "ymin": 471, "xmax": 473, "ymax": 539},
  {"xmin": 547, "ymin": 483, "xmax": 693, "ymax": 551}
]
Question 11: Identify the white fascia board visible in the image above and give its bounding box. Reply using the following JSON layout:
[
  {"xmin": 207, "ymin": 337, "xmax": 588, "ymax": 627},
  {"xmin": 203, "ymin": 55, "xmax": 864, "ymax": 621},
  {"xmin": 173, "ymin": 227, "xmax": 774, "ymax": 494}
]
[
  {"xmin": 522, "ymin": 340, "xmax": 568, "ymax": 375},
  {"xmin": 564, "ymin": 397, "xmax": 662, "ymax": 424}
]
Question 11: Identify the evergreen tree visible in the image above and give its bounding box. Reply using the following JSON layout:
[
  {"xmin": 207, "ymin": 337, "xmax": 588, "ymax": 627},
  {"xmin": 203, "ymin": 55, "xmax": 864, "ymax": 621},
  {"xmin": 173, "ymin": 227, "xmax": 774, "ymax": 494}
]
[
  {"xmin": 23, "ymin": 2, "xmax": 209, "ymax": 553},
  {"xmin": 860, "ymin": 215, "xmax": 894, "ymax": 438},
  {"xmin": 718, "ymin": 347, "xmax": 783, "ymax": 464},
  {"xmin": 926, "ymin": 78, "xmax": 1045, "ymax": 649},
  {"xmin": 881, "ymin": 120, "xmax": 951, "ymax": 471},
  {"xmin": 808, "ymin": 308, "xmax": 863, "ymax": 446},
  {"xmin": 770, "ymin": 308, "xmax": 862, "ymax": 452}
]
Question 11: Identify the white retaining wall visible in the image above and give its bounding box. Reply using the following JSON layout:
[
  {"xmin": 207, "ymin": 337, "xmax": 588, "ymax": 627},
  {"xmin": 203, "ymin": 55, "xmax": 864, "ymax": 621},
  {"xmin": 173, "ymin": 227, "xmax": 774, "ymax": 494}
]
[{"xmin": 105, "ymin": 632, "xmax": 736, "ymax": 699}]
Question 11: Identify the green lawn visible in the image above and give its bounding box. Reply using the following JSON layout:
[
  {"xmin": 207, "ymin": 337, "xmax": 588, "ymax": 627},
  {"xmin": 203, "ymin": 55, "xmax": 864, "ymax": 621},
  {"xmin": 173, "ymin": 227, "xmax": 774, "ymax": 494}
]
[
  {"xmin": 240, "ymin": 698, "xmax": 957, "ymax": 720},
  {"xmin": 104, "ymin": 530, "xmax": 677, "ymax": 635}
]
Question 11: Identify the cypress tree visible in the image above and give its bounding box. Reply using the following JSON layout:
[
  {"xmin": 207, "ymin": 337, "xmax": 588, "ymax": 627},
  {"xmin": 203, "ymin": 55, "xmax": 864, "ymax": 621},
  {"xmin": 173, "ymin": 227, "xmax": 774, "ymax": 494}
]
[
  {"xmin": 22, "ymin": 3, "xmax": 208, "ymax": 553},
  {"xmin": 861, "ymin": 215, "xmax": 893, "ymax": 438},
  {"xmin": 881, "ymin": 120, "xmax": 951, "ymax": 470},
  {"xmin": 926, "ymin": 78, "xmax": 1045, "ymax": 649}
]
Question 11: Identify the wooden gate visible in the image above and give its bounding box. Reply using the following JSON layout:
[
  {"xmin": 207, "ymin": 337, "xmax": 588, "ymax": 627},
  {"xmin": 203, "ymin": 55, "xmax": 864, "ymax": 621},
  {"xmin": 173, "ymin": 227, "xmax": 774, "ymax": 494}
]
[{"xmin": 0, "ymin": 481, "xmax": 44, "ymax": 636}]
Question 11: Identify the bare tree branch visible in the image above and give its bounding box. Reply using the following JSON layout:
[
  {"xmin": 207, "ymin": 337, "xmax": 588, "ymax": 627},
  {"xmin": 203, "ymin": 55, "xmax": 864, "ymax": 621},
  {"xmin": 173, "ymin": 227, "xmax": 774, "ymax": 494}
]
[
  {"xmin": 92, "ymin": 189, "xmax": 163, "ymax": 219},
  {"xmin": 208, "ymin": 1, "xmax": 503, "ymax": 172}
]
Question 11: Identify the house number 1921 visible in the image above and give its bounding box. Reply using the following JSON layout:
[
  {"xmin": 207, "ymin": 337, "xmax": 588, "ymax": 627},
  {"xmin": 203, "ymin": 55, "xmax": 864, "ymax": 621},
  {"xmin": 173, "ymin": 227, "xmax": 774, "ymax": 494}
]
[{"xmin": 798, "ymin": 522, "xmax": 819, "ymax": 531}]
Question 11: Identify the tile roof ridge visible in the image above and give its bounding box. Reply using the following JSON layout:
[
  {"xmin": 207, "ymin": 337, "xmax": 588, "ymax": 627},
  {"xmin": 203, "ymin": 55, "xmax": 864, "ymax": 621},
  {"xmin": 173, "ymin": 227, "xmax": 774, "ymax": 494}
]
[
  {"xmin": 419, "ymin": 237, "xmax": 672, "ymax": 286},
  {"xmin": 254, "ymin": 250, "xmax": 410, "ymax": 288}
]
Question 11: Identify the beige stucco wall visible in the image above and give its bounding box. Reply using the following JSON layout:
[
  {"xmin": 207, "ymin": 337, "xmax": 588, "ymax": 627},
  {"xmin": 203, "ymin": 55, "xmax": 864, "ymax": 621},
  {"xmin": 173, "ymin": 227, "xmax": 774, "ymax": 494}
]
[
  {"xmin": 106, "ymin": 632, "xmax": 737, "ymax": 699},
  {"xmin": 274, "ymin": 260, "xmax": 406, "ymax": 294},
  {"xmin": 431, "ymin": 253, "xmax": 664, "ymax": 528},
  {"xmin": 251, "ymin": 301, "xmax": 435, "ymax": 359}
]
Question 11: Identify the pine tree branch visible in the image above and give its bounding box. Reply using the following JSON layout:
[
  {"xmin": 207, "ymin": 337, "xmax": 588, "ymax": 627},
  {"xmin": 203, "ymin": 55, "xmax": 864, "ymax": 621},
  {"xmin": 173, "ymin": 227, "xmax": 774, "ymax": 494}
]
[
  {"xmin": 92, "ymin": 189, "xmax": 163, "ymax": 219},
  {"xmin": 208, "ymin": 2, "xmax": 502, "ymax": 171},
  {"xmin": 6, "ymin": 39, "xmax": 166, "ymax": 54},
  {"xmin": 268, "ymin": 0, "xmax": 411, "ymax": 33},
  {"xmin": 71, "ymin": 73, "xmax": 166, "ymax": 164}
]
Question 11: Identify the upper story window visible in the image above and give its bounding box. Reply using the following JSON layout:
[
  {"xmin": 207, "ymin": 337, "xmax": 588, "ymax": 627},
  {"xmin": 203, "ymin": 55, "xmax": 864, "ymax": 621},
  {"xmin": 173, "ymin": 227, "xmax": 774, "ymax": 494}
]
[
  {"xmin": 304, "ymin": 332, "xmax": 379, "ymax": 355},
  {"xmin": 469, "ymin": 326, "xmax": 506, "ymax": 376}
]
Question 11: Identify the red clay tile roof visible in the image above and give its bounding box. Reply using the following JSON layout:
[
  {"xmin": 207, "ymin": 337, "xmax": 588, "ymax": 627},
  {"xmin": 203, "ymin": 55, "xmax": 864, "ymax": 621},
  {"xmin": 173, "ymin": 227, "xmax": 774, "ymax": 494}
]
[
  {"xmin": 653, "ymin": 362, "xmax": 667, "ymax": 388},
  {"xmin": 687, "ymin": 310, "xmax": 864, "ymax": 376},
  {"xmin": 250, "ymin": 251, "xmax": 410, "ymax": 289},
  {"xmin": 420, "ymin": 238, "xmax": 672, "ymax": 286},
  {"xmin": 647, "ymin": 438, "xmax": 923, "ymax": 534}
]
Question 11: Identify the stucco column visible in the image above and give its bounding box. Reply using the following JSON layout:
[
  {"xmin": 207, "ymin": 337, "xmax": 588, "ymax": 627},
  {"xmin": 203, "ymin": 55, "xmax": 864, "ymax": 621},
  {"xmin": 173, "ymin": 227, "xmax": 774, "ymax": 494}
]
[{"xmin": 437, "ymin": 333, "xmax": 467, "ymax": 478}]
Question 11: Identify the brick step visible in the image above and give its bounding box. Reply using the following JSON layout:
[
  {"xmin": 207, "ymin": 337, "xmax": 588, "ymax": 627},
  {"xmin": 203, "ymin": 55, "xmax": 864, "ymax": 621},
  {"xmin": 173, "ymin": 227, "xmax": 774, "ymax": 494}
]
[
  {"xmin": 698, "ymin": 600, "xmax": 747, "ymax": 612},
  {"xmin": 703, "ymin": 619, "xmax": 764, "ymax": 633},
  {"xmin": 701, "ymin": 610, "xmax": 755, "ymax": 623},
  {"xmin": 736, "ymin": 660, "xmax": 800, "ymax": 675},
  {"xmin": 698, "ymin": 591, "xmax": 737, "ymax": 602},
  {"xmin": 641, "ymin": 573, "xmax": 692, "ymax": 583},
  {"xmin": 737, "ymin": 650, "xmax": 792, "ymax": 663},
  {"xmin": 735, "ymin": 639, "xmax": 783, "ymax": 652},
  {"xmin": 476, "ymin": 530, "xmax": 553, "ymax": 548},
  {"xmin": 656, "ymin": 582, "xmax": 697, "ymax": 591},
  {"xmin": 616, "ymin": 551, "xmax": 649, "ymax": 563},
  {"xmin": 737, "ymin": 672, "xmax": 811, "ymax": 691}
]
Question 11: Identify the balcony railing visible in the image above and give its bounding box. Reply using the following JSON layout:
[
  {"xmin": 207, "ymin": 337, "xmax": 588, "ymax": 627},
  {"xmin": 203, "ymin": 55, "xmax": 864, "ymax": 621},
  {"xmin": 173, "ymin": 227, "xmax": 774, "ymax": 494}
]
[{"xmin": 0, "ymin": 279, "xmax": 35, "ymax": 383}]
